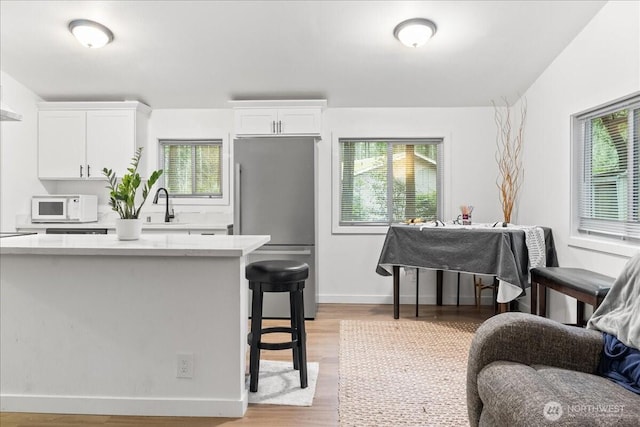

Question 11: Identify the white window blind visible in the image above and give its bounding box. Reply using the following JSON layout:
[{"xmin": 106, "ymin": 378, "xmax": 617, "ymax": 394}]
[
  {"xmin": 159, "ymin": 139, "xmax": 222, "ymax": 197},
  {"xmin": 574, "ymin": 94, "xmax": 639, "ymax": 242},
  {"xmin": 339, "ymin": 138, "xmax": 443, "ymax": 225}
]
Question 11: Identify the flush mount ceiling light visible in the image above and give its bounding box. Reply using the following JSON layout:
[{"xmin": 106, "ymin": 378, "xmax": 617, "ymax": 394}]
[
  {"xmin": 393, "ymin": 18, "xmax": 437, "ymax": 48},
  {"xmin": 69, "ymin": 19, "xmax": 114, "ymax": 48}
]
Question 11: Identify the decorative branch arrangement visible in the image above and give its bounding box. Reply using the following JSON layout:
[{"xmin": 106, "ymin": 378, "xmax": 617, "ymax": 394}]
[{"xmin": 493, "ymin": 97, "xmax": 527, "ymax": 224}]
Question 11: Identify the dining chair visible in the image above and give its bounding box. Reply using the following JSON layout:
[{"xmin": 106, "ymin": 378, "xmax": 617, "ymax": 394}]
[{"xmin": 473, "ymin": 274, "xmax": 496, "ymax": 308}]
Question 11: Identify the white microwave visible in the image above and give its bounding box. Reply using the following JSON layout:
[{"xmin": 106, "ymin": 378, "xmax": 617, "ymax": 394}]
[{"xmin": 31, "ymin": 195, "xmax": 98, "ymax": 223}]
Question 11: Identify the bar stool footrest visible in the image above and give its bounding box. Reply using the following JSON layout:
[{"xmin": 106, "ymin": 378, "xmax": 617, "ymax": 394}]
[{"xmin": 247, "ymin": 326, "xmax": 298, "ymax": 350}]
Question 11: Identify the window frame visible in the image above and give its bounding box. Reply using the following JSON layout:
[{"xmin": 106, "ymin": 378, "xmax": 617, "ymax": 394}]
[
  {"xmin": 156, "ymin": 137, "xmax": 229, "ymax": 206},
  {"xmin": 332, "ymin": 133, "xmax": 447, "ymax": 234},
  {"xmin": 569, "ymin": 92, "xmax": 640, "ymax": 257}
]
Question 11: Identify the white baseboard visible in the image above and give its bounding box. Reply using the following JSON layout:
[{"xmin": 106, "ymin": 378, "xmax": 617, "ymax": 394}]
[
  {"xmin": 318, "ymin": 294, "xmax": 496, "ymax": 306},
  {"xmin": 0, "ymin": 393, "xmax": 248, "ymax": 417}
]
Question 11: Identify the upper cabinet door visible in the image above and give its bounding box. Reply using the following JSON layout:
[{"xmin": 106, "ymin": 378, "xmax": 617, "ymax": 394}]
[
  {"xmin": 38, "ymin": 111, "xmax": 86, "ymax": 179},
  {"xmin": 234, "ymin": 107, "xmax": 322, "ymax": 136},
  {"xmin": 277, "ymin": 108, "xmax": 321, "ymax": 135},
  {"xmin": 234, "ymin": 109, "xmax": 279, "ymax": 135},
  {"xmin": 86, "ymin": 110, "xmax": 136, "ymax": 179},
  {"xmin": 37, "ymin": 102, "xmax": 150, "ymax": 181}
]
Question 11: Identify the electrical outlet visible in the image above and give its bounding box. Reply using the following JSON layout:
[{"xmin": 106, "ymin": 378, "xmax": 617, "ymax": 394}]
[{"xmin": 176, "ymin": 353, "xmax": 194, "ymax": 378}]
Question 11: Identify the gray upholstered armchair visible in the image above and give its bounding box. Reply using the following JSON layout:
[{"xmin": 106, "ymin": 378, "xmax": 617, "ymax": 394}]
[{"xmin": 466, "ymin": 312, "xmax": 640, "ymax": 426}]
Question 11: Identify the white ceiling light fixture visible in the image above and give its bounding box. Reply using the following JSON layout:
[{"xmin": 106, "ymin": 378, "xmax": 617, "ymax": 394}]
[
  {"xmin": 69, "ymin": 19, "xmax": 114, "ymax": 48},
  {"xmin": 393, "ymin": 18, "xmax": 437, "ymax": 48}
]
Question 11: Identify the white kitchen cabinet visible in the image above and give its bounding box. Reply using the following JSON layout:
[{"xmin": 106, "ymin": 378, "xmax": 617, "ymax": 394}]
[
  {"xmin": 234, "ymin": 108, "xmax": 279, "ymax": 135},
  {"xmin": 277, "ymin": 108, "xmax": 322, "ymax": 134},
  {"xmin": 234, "ymin": 108, "xmax": 321, "ymax": 136},
  {"xmin": 188, "ymin": 228, "xmax": 230, "ymax": 235},
  {"xmin": 136, "ymin": 227, "xmax": 229, "ymax": 235},
  {"xmin": 38, "ymin": 101, "xmax": 151, "ymax": 180},
  {"xmin": 140, "ymin": 229, "xmax": 188, "ymax": 235},
  {"xmin": 37, "ymin": 111, "xmax": 86, "ymax": 178},
  {"xmin": 86, "ymin": 110, "xmax": 136, "ymax": 179},
  {"xmin": 231, "ymin": 100, "xmax": 326, "ymax": 136}
]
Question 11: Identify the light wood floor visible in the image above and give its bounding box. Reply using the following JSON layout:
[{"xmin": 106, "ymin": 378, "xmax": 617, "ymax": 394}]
[{"xmin": 1, "ymin": 303, "xmax": 494, "ymax": 427}]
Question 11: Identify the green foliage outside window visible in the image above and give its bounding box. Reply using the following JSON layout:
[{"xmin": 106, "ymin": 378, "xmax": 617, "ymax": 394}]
[
  {"xmin": 160, "ymin": 140, "xmax": 222, "ymax": 197},
  {"xmin": 589, "ymin": 110, "xmax": 629, "ymax": 220},
  {"xmin": 591, "ymin": 110, "xmax": 628, "ymax": 175},
  {"xmin": 393, "ymin": 179, "xmax": 437, "ymax": 221},
  {"xmin": 339, "ymin": 139, "xmax": 440, "ymax": 225}
]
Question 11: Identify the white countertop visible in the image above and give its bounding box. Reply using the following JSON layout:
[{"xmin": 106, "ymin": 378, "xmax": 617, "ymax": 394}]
[
  {"xmin": 16, "ymin": 222, "xmax": 232, "ymax": 231},
  {"xmin": 0, "ymin": 233, "xmax": 270, "ymax": 257}
]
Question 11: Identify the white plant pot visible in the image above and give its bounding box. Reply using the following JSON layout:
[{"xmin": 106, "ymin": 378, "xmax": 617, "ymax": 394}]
[{"xmin": 115, "ymin": 218, "xmax": 143, "ymax": 241}]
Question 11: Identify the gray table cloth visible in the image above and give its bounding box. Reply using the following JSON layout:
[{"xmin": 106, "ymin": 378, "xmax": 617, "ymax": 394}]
[{"xmin": 376, "ymin": 225, "xmax": 558, "ymax": 292}]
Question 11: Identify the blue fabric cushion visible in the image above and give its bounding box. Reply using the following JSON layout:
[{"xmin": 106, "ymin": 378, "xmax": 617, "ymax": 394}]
[{"xmin": 599, "ymin": 333, "xmax": 640, "ymax": 394}]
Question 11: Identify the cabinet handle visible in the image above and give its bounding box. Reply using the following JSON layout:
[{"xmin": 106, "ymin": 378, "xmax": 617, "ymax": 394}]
[
  {"xmin": 272, "ymin": 120, "xmax": 276, "ymax": 134},
  {"xmin": 80, "ymin": 165, "xmax": 83, "ymax": 177},
  {"xmin": 278, "ymin": 120, "xmax": 282, "ymax": 133},
  {"xmin": 87, "ymin": 165, "xmax": 91, "ymax": 177}
]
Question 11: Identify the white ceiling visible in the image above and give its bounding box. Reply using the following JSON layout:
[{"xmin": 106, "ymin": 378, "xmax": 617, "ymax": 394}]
[{"xmin": 0, "ymin": 0, "xmax": 606, "ymax": 109}]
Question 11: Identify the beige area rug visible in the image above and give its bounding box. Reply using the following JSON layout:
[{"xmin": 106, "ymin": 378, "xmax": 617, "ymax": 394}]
[
  {"xmin": 339, "ymin": 320, "xmax": 480, "ymax": 427},
  {"xmin": 247, "ymin": 360, "xmax": 319, "ymax": 406}
]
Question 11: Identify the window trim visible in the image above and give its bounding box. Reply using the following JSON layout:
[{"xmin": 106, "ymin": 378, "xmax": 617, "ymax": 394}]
[
  {"xmin": 570, "ymin": 91, "xmax": 640, "ymax": 256},
  {"xmin": 331, "ymin": 132, "xmax": 449, "ymax": 234},
  {"xmin": 156, "ymin": 136, "xmax": 230, "ymax": 206}
]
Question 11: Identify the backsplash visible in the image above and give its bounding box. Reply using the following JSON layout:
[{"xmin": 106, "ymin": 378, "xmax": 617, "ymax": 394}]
[
  {"xmin": 98, "ymin": 209, "xmax": 232, "ymax": 225},
  {"xmin": 16, "ymin": 199, "xmax": 232, "ymax": 227},
  {"xmin": 16, "ymin": 180, "xmax": 233, "ymax": 227}
]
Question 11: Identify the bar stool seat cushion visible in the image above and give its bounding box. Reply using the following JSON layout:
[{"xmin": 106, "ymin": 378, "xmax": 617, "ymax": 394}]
[
  {"xmin": 531, "ymin": 267, "xmax": 614, "ymax": 297},
  {"xmin": 246, "ymin": 260, "xmax": 309, "ymax": 283}
]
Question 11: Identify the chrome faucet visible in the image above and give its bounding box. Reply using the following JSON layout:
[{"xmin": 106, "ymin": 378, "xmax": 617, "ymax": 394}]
[{"xmin": 152, "ymin": 187, "xmax": 175, "ymax": 222}]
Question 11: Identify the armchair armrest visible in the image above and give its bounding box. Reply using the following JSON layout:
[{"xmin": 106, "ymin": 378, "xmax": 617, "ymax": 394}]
[{"xmin": 466, "ymin": 312, "xmax": 603, "ymax": 427}]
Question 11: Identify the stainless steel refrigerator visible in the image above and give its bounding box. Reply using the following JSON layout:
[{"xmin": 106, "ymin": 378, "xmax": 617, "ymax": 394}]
[{"xmin": 234, "ymin": 137, "xmax": 317, "ymax": 318}]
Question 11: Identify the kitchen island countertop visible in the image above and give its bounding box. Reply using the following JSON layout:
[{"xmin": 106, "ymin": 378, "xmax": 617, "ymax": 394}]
[{"xmin": 0, "ymin": 233, "xmax": 268, "ymax": 257}]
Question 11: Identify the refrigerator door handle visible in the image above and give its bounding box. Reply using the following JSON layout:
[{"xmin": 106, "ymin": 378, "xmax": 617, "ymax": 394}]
[
  {"xmin": 252, "ymin": 249, "xmax": 312, "ymax": 256},
  {"xmin": 234, "ymin": 163, "xmax": 241, "ymax": 235}
]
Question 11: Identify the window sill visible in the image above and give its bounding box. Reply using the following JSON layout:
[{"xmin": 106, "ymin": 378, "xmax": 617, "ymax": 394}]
[
  {"xmin": 568, "ymin": 235, "xmax": 639, "ymax": 258},
  {"xmin": 169, "ymin": 197, "xmax": 228, "ymax": 206},
  {"xmin": 331, "ymin": 225, "xmax": 390, "ymax": 235}
]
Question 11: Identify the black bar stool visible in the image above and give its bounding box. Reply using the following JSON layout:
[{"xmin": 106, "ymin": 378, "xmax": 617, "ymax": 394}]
[{"xmin": 246, "ymin": 260, "xmax": 309, "ymax": 392}]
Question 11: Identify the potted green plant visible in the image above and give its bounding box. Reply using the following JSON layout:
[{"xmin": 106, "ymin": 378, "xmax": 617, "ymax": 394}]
[{"xmin": 103, "ymin": 147, "xmax": 163, "ymax": 240}]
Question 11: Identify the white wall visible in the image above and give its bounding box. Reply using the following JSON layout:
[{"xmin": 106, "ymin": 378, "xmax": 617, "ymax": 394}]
[
  {"xmin": 0, "ymin": 71, "xmax": 45, "ymax": 231},
  {"xmin": 317, "ymin": 107, "xmax": 501, "ymax": 305},
  {"xmin": 518, "ymin": 1, "xmax": 640, "ymax": 321}
]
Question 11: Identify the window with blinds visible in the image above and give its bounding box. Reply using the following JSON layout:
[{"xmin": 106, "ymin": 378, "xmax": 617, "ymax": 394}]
[
  {"xmin": 159, "ymin": 139, "xmax": 222, "ymax": 197},
  {"xmin": 339, "ymin": 138, "xmax": 443, "ymax": 225},
  {"xmin": 573, "ymin": 94, "xmax": 639, "ymax": 242}
]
